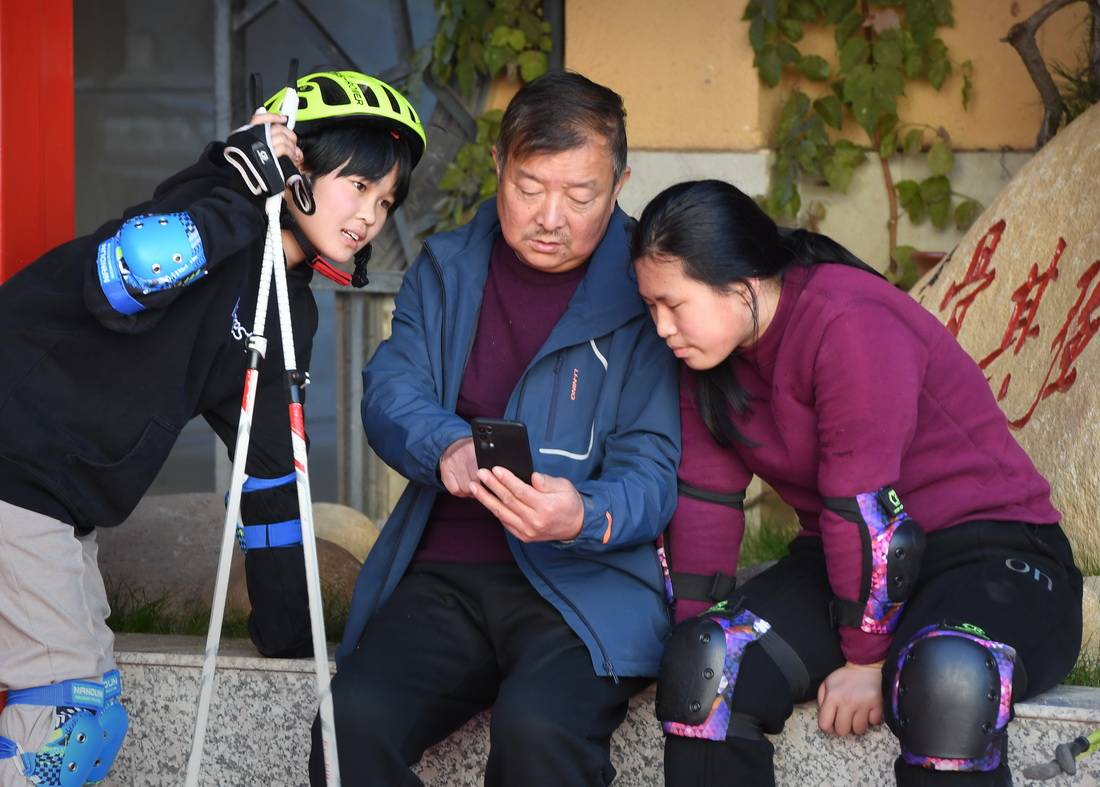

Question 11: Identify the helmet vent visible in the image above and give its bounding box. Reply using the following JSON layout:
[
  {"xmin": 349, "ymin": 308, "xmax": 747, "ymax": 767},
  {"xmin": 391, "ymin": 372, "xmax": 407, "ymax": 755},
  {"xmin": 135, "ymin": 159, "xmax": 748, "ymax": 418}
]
[
  {"xmin": 359, "ymin": 85, "xmax": 381, "ymax": 108},
  {"xmin": 379, "ymin": 85, "xmax": 402, "ymax": 114},
  {"xmin": 315, "ymin": 75, "xmax": 352, "ymax": 106}
]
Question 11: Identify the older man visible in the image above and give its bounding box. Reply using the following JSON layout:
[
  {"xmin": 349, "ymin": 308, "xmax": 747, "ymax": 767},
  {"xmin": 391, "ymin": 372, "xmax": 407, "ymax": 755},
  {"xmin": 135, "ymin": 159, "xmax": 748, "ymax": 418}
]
[{"xmin": 310, "ymin": 71, "xmax": 679, "ymax": 786}]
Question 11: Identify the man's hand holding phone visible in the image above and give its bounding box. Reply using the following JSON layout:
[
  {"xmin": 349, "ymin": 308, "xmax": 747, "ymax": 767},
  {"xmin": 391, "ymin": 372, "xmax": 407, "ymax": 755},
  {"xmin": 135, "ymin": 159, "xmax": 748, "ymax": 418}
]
[
  {"xmin": 439, "ymin": 437, "xmax": 480, "ymax": 498},
  {"xmin": 462, "ymin": 418, "xmax": 584, "ymax": 542},
  {"xmin": 471, "ymin": 466, "xmax": 584, "ymax": 543}
]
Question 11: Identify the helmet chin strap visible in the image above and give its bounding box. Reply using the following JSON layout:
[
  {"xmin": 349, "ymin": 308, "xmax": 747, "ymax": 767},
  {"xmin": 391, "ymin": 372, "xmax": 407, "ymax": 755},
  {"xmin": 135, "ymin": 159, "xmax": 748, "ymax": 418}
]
[{"xmin": 281, "ymin": 203, "xmax": 370, "ymax": 288}]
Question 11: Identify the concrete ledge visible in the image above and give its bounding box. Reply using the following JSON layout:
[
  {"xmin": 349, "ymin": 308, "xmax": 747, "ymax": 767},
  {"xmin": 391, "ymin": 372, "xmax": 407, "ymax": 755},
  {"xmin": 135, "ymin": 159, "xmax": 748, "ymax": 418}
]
[{"xmin": 104, "ymin": 634, "xmax": 1100, "ymax": 786}]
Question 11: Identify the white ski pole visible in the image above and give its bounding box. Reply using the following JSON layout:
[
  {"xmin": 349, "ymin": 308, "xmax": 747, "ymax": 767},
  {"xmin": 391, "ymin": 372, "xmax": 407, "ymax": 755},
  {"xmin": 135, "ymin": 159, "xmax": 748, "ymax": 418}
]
[
  {"xmin": 183, "ymin": 198, "xmax": 277, "ymax": 787},
  {"xmin": 184, "ymin": 59, "xmax": 343, "ymax": 786},
  {"xmin": 267, "ymin": 154, "xmax": 342, "ymax": 787}
]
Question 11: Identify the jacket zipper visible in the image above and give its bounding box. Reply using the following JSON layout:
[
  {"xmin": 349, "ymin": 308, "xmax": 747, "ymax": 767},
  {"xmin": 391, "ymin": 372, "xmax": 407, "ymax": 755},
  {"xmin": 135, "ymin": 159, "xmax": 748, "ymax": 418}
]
[
  {"xmin": 515, "ymin": 376, "xmax": 618, "ymax": 682},
  {"xmin": 520, "ymin": 543, "xmax": 619, "ymax": 683},
  {"xmin": 545, "ymin": 352, "xmax": 565, "ymax": 436}
]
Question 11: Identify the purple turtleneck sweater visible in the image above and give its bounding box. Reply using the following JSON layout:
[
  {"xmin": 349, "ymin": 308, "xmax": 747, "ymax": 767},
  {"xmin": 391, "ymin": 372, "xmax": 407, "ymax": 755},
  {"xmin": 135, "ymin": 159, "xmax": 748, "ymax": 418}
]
[
  {"xmin": 669, "ymin": 263, "xmax": 1059, "ymax": 663},
  {"xmin": 413, "ymin": 235, "xmax": 587, "ymax": 564}
]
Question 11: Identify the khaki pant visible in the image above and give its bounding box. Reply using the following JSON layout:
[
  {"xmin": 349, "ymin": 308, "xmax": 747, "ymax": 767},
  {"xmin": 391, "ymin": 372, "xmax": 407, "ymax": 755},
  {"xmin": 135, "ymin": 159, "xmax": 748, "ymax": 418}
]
[{"xmin": 0, "ymin": 500, "xmax": 116, "ymax": 786}]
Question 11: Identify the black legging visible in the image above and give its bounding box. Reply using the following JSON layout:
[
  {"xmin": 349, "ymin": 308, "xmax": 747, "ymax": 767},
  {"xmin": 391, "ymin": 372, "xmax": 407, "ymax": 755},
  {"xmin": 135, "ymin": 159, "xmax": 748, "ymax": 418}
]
[{"xmin": 664, "ymin": 521, "xmax": 1083, "ymax": 787}]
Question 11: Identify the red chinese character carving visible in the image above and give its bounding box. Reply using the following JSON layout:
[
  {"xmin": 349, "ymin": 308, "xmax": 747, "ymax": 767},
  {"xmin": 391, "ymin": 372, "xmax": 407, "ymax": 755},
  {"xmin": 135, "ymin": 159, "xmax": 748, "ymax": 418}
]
[
  {"xmin": 940, "ymin": 220, "xmax": 1005, "ymax": 337},
  {"xmin": 1009, "ymin": 260, "xmax": 1100, "ymax": 429},
  {"xmin": 979, "ymin": 238, "xmax": 1065, "ymax": 370}
]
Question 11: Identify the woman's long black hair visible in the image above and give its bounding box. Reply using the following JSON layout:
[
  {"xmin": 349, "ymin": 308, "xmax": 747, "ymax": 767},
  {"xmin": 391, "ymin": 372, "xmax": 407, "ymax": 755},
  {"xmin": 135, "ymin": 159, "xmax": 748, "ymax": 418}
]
[{"xmin": 631, "ymin": 179, "xmax": 880, "ymax": 447}]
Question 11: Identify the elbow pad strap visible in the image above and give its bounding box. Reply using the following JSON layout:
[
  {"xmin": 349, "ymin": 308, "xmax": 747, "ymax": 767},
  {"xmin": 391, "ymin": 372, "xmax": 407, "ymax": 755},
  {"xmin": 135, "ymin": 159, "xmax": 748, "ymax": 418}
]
[
  {"xmin": 824, "ymin": 486, "xmax": 926, "ymax": 634},
  {"xmin": 664, "ymin": 484, "xmax": 746, "ymax": 603},
  {"xmin": 670, "ymin": 571, "xmax": 737, "ymax": 604},
  {"xmin": 678, "ymin": 483, "xmax": 746, "ymax": 509}
]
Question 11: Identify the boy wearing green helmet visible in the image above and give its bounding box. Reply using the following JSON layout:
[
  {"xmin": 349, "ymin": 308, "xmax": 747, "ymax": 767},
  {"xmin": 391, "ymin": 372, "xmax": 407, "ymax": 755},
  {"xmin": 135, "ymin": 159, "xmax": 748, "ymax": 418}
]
[{"xmin": 0, "ymin": 71, "xmax": 424, "ymax": 787}]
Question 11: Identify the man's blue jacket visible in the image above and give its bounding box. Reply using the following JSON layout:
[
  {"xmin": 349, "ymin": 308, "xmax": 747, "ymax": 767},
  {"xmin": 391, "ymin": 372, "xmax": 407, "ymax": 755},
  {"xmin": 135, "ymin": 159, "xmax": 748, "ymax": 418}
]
[{"xmin": 337, "ymin": 198, "xmax": 680, "ymax": 679}]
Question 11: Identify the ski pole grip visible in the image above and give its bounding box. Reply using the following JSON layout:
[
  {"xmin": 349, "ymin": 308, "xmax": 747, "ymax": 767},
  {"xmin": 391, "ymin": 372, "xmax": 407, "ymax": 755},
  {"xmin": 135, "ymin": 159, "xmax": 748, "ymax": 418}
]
[{"xmin": 280, "ymin": 59, "xmax": 300, "ymax": 129}]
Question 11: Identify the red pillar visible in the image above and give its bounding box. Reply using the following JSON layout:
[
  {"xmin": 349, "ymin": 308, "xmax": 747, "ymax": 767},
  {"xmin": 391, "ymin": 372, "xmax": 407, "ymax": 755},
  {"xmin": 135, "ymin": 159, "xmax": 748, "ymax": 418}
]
[{"xmin": 0, "ymin": 0, "xmax": 74, "ymax": 283}]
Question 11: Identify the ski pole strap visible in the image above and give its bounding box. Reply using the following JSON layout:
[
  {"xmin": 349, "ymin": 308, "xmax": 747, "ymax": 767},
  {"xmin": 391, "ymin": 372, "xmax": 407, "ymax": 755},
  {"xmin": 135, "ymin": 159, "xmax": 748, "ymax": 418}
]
[
  {"xmin": 240, "ymin": 519, "xmax": 302, "ymax": 550},
  {"xmin": 5, "ymin": 680, "xmax": 104, "ymax": 711},
  {"xmin": 670, "ymin": 571, "xmax": 737, "ymax": 603}
]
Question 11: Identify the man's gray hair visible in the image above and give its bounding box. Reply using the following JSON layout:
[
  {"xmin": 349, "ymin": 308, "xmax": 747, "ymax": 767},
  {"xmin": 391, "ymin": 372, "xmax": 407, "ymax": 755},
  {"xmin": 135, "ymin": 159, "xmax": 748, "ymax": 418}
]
[{"xmin": 494, "ymin": 70, "xmax": 628, "ymax": 182}]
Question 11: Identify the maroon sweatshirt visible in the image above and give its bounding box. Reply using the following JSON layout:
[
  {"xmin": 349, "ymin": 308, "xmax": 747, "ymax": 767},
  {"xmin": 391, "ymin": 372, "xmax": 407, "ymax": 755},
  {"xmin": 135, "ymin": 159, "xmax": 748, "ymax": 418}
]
[
  {"xmin": 670, "ymin": 263, "xmax": 1059, "ymax": 663},
  {"xmin": 413, "ymin": 235, "xmax": 587, "ymax": 563}
]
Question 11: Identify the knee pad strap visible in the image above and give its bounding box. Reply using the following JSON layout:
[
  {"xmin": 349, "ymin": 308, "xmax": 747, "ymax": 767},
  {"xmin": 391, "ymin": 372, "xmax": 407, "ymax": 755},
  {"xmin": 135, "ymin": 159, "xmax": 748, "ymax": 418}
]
[
  {"xmin": 238, "ymin": 518, "xmax": 303, "ymax": 551},
  {"xmin": 892, "ymin": 623, "xmax": 1017, "ymax": 771},
  {"xmin": 233, "ymin": 473, "xmax": 302, "ymax": 552}
]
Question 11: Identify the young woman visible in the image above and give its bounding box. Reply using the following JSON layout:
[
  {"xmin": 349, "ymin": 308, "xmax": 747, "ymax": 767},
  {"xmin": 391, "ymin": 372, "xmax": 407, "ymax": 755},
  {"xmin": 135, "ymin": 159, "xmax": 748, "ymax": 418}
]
[
  {"xmin": 0, "ymin": 71, "xmax": 424, "ymax": 787},
  {"xmin": 632, "ymin": 179, "xmax": 1082, "ymax": 786}
]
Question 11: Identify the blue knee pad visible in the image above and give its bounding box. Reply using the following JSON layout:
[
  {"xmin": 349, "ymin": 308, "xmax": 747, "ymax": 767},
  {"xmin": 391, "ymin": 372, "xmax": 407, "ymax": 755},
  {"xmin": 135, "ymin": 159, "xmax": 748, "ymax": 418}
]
[
  {"xmin": 0, "ymin": 680, "xmax": 105, "ymax": 786},
  {"xmin": 656, "ymin": 601, "xmax": 808, "ymax": 741},
  {"xmin": 85, "ymin": 670, "xmax": 128, "ymax": 784},
  {"xmin": 891, "ymin": 623, "xmax": 1020, "ymax": 772}
]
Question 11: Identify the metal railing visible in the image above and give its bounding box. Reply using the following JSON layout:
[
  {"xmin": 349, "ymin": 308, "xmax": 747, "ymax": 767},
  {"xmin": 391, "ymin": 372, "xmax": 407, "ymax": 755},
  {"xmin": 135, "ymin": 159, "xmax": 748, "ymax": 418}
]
[{"xmin": 331, "ymin": 271, "xmax": 407, "ymax": 526}]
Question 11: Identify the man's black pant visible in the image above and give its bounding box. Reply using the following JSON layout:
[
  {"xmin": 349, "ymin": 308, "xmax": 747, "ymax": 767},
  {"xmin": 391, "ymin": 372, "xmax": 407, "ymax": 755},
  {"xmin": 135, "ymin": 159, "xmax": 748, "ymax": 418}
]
[
  {"xmin": 309, "ymin": 561, "xmax": 650, "ymax": 786},
  {"xmin": 664, "ymin": 522, "xmax": 1083, "ymax": 787}
]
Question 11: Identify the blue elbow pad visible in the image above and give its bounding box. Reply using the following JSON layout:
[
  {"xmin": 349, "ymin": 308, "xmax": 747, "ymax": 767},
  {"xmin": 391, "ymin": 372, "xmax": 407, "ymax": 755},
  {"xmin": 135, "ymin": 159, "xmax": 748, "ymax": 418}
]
[{"xmin": 96, "ymin": 213, "xmax": 207, "ymax": 315}]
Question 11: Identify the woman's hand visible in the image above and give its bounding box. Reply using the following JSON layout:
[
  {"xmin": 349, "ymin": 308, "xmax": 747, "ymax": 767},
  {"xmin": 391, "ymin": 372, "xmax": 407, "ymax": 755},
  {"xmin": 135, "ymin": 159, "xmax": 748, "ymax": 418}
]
[{"xmin": 816, "ymin": 661, "xmax": 884, "ymax": 736}]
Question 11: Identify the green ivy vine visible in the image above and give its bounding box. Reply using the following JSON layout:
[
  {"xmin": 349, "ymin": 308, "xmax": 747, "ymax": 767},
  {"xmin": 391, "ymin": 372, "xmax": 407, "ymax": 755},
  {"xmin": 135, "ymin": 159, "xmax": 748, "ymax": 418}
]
[
  {"xmin": 746, "ymin": 0, "xmax": 983, "ymax": 285},
  {"xmin": 435, "ymin": 109, "xmax": 504, "ymax": 230},
  {"xmin": 430, "ymin": 0, "xmax": 552, "ymax": 231}
]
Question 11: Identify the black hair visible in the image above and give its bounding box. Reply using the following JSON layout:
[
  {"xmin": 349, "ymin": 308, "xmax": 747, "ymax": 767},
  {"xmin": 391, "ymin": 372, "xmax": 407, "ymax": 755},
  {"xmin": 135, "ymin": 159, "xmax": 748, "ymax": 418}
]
[
  {"xmin": 495, "ymin": 70, "xmax": 628, "ymax": 182},
  {"xmin": 631, "ymin": 179, "xmax": 880, "ymax": 447},
  {"xmin": 298, "ymin": 121, "xmax": 414, "ymax": 208}
]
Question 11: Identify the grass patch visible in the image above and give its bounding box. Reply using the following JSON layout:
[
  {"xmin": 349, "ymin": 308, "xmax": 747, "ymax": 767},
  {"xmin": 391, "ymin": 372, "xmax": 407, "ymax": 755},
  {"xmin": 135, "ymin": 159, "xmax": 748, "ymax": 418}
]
[
  {"xmin": 106, "ymin": 582, "xmax": 349, "ymax": 643},
  {"xmin": 1064, "ymin": 655, "xmax": 1100, "ymax": 689},
  {"xmin": 739, "ymin": 517, "xmax": 800, "ymax": 567},
  {"xmin": 739, "ymin": 495, "xmax": 800, "ymax": 567}
]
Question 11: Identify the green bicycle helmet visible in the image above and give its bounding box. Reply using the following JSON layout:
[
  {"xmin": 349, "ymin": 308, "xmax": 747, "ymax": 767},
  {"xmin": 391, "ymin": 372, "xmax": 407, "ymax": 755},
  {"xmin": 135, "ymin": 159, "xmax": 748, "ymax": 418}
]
[{"xmin": 264, "ymin": 70, "xmax": 426, "ymax": 167}]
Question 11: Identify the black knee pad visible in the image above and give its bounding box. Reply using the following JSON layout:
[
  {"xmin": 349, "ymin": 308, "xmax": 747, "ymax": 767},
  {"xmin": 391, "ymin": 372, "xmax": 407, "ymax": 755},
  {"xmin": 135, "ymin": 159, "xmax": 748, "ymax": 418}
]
[
  {"xmin": 890, "ymin": 623, "xmax": 1022, "ymax": 771},
  {"xmin": 656, "ymin": 602, "xmax": 808, "ymax": 742}
]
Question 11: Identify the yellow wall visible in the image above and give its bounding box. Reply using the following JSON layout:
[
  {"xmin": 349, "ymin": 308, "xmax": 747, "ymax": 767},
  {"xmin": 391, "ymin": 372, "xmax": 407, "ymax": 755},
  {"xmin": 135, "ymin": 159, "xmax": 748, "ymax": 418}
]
[{"xmin": 565, "ymin": 0, "xmax": 1089, "ymax": 151}]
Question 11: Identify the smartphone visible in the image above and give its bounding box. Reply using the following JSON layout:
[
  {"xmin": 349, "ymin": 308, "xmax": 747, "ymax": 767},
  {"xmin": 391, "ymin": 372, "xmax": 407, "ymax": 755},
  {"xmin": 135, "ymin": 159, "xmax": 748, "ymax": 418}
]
[{"xmin": 471, "ymin": 417, "xmax": 534, "ymax": 485}]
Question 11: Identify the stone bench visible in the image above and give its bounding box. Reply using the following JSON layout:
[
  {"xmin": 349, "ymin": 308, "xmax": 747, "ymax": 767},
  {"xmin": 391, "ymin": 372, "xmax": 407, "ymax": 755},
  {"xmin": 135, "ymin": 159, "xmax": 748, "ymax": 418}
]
[{"xmin": 103, "ymin": 634, "xmax": 1100, "ymax": 786}]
